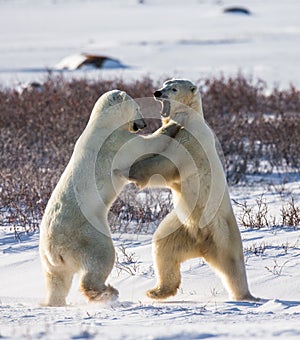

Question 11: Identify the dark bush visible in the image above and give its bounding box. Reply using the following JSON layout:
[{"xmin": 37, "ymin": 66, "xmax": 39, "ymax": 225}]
[
  {"xmin": 0, "ymin": 74, "xmax": 299, "ymax": 230},
  {"xmin": 199, "ymin": 75, "xmax": 300, "ymax": 183}
]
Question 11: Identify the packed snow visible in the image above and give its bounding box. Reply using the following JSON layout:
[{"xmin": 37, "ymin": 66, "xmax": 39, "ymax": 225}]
[
  {"xmin": 1, "ymin": 173, "xmax": 299, "ymax": 339},
  {"xmin": 1, "ymin": 178, "xmax": 300, "ymax": 339},
  {"xmin": 1, "ymin": 0, "xmax": 300, "ymax": 339}
]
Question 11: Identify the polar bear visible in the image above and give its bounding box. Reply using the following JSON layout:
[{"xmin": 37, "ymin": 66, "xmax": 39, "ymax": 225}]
[
  {"xmin": 122, "ymin": 79, "xmax": 257, "ymax": 301},
  {"xmin": 39, "ymin": 90, "xmax": 181, "ymax": 306}
]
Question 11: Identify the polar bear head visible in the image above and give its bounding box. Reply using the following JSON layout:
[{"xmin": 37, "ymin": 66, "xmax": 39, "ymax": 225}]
[
  {"xmin": 153, "ymin": 79, "xmax": 202, "ymax": 122},
  {"xmin": 90, "ymin": 90, "xmax": 146, "ymax": 132}
]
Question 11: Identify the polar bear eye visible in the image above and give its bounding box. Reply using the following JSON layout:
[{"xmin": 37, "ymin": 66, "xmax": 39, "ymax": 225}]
[{"xmin": 172, "ymin": 88, "xmax": 177, "ymax": 92}]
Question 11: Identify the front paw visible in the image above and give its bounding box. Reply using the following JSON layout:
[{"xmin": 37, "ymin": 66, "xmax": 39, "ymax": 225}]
[
  {"xmin": 114, "ymin": 168, "xmax": 145, "ymax": 188},
  {"xmin": 162, "ymin": 122, "xmax": 183, "ymax": 138},
  {"xmin": 113, "ymin": 168, "xmax": 129, "ymax": 180}
]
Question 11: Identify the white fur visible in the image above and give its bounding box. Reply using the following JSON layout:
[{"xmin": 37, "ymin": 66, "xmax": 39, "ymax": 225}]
[
  {"xmin": 39, "ymin": 90, "xmax": 179, "ymax": 306},
  {"xmin": 128, "ymin": 80, "xmax": 257, "ymax": 301}
]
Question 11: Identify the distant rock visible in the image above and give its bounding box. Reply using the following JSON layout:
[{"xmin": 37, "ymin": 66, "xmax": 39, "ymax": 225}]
[
  {"xmin": 54, "ymin": 53, "xmax": 126, "ymax": 71},
  {"xmin": 223, "ymin": 7, "xmax": 252, "ymax": 15},
  {"xmin": 16, "ymin": 81, "xmax": 43, "ymax": 94}
]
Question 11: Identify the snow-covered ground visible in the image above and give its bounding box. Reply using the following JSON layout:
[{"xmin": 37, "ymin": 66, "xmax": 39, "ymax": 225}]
[
  {"xmin": 1, "ymin": 0, "xmax": 300, "ymax": 339},
  {"xmin": 1, "ymin": 174, "xmax": 300, "ymax": 339},
  {"xmin": 0, "ymin": 0, "xmax": 300, "ymax": 88}
]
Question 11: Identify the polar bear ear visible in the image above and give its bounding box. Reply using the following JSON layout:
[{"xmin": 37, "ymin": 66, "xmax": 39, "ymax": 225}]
[
  {"xmin": 190, "ymin": 85, "xmax": 198, "ymax": 94},
  {"xmin": 110, "ymin": 90, "xmax": 126, "ymax": 104},
  {"xmin": 164, "ymin": 78, "xmax": 175, "ymax": 85}
]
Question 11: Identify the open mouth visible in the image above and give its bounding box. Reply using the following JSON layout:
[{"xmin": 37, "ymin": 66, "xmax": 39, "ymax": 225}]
[
  {"xmin": 132, "ymin": 119, "xmax": 147, "ymax": 132},
  {"xmin": 161, "ymin": 100, "xmax": 171, "ymax": 117},
  {"xmin": 153, "ymin": 91, "xmax": 170, "ymax": 117},
  {"xmin": 132, "ymin": 122, "xmax": 140, "ymax": 131}
]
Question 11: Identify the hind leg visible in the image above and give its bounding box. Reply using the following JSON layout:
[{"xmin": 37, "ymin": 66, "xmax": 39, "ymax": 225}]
[
  {"xmin": 43, "ymin": 269, "xmax": 73, "ymax": 306},
  {"xmin": 79, "ymin": 235, "xmax": 119, "ymax": 303},
  {"xmin": 204, "ymin": 248, "xmax": 256, "ymax": 301},
  {"xmin": 203, "ymin": 217, "xmax": 257, "ymax": 301},
  {"xmin": 147, "ymin": 212, "xmax": 199, "ymax": 299}
]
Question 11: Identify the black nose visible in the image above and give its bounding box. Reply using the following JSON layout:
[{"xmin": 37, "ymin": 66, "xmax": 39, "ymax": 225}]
[{"xmin": 154, "ymin": 90, "xmax": 162, "ymax": 98}]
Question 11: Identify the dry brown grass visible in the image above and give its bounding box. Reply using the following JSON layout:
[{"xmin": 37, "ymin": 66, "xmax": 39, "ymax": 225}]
[
  {"xmin": 0, "ymin": 74, "xmax": 299, "ymax": 231},
  {"xmin": 234, "ymin": 195, "xmax": 300, "ymax": 230}
]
